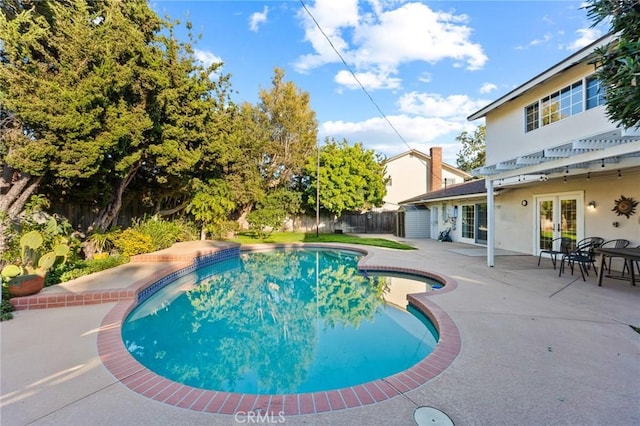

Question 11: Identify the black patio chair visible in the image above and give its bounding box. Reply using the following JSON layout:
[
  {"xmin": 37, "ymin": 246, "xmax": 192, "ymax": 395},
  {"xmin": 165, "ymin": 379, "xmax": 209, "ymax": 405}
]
[
  {"xmin": 559, "ymin": 237, "xmax": 604, "ymax": 281},
  {"xmin": 537, "ymin": 237, "xmax": 573, "ymax": 270},
  {"xmin": 600, "ymin": 239, "xmax": 630, "ymax": 273},
  {"xmin": 622, "ymin": 244, "xmax": 640, "ymax": 277}
]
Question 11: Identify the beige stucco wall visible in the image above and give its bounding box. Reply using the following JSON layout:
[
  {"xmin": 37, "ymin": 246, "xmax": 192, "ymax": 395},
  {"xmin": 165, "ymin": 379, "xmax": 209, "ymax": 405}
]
[
  {"xmin": 382, "ymin": 154, "xmax": 467, "ymax": 210},
  {"xmin": 493, "ymin": 169, "xmax": 640, "ymax": 269},
  {"xmin": 420, "ymin": 196, "xmax": 486, "ymax": 243},
  {"xmin": 383, "ymin": 155, "xmax": 429, "ymax": 210},
  {"xmin": 485, "ymin": 63, "xmax": 614, "ymax": 165}
]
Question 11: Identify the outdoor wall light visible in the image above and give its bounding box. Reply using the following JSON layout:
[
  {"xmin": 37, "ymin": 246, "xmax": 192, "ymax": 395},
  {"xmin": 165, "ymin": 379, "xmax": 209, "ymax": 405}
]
[
  {"xmin": 587, "ymin": 201, "xmax": 597, "ymax": 210},
  {"xmin": 521, "ymin": 200, "xmax": 528, "ymax": 207}
]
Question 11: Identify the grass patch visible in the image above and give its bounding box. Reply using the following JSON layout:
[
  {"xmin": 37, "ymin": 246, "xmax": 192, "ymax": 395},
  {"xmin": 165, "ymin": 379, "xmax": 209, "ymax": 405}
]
[{"xmin": 231, "ymin": 232, "xmax": 416, "ymax": 250}]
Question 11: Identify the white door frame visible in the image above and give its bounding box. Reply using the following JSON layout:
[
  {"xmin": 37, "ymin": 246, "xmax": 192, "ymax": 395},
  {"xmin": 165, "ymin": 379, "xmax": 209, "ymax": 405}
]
[{"xmin": 533, "ymin": 191, "xmax": 584, "ymax": 255}]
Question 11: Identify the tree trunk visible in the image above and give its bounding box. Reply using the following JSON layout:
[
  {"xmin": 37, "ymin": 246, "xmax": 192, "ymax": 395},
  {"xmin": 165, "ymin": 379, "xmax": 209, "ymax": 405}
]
[
  {"xmin": 90, "ymin": 163, "xmax": 140, "ymax": 232},
  {"xmin": 0, "ymin": 166, "xmax": 42, "ymax": 256},
  {"xmin": 236, "ymin": 205, "xmax": 252, "ymax": 230},
  {"xmin": 157, "ymin": 200, "xmax": 189, "ymax": 217}
]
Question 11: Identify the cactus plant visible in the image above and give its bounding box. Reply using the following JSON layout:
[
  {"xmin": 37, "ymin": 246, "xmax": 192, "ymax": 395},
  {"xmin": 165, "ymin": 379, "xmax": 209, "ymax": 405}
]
[{"xmin": 1, "ymin": 230, "xmax": 70, "ymax": 284}]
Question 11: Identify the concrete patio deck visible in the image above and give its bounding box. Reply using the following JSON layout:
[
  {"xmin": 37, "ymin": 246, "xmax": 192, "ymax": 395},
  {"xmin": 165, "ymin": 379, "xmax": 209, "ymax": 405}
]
[{"xmin": 1, "ymin": 237, "xmax": 638, "ymax": 426}]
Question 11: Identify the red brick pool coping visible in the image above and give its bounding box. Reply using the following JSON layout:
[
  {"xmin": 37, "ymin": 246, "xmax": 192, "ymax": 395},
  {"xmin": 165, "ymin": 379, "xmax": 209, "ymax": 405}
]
[
  {"xmin": 13, "ymin": 242, "xmax": 462, "ymax": 415},
  {"xmin": 97, "ymin": 294, "xmax": 460, "ymax": 416}
]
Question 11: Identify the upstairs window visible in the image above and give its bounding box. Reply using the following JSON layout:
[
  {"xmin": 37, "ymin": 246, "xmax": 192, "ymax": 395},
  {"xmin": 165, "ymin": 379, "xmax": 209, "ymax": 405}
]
[
  {"xmin": 541, "ymin": 81, "xmax": 582, "ymax": 125},
  {"xmin": 586, "ymin": 76, "xmax": 605, "ymax": 109},
  {"xmin": 561, "ymin": 81, "xmax": 583, "ymax": 118},
  {"xmin": 525, "ymin": 102, "xmax": 539, "ymax": 132},
  {"xmin": 524, "ymin": 75, "xmax": 602, "ymax": 133}
]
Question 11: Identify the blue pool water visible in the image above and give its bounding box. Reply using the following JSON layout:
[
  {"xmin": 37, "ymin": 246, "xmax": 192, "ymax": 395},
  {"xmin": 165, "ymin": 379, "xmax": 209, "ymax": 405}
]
[{"xmin": 122, "ymin": 248, "xmax": 440, "ymax": 394}]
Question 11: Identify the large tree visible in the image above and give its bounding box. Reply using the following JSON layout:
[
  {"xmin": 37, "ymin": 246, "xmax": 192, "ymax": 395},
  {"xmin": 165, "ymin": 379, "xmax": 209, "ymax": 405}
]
[
  {"xmin": 455, "ymin": 125, "xmax": 486, "ymax": 173},
  {"xmin": 586, "ymin": 0, "xmax": 640, "ymax": 128},
  {"xmin": 257, "ymin": 68, "xmax": 318, "ymax": 190},
  {"xmin": 0, "ymin": 0, "xmax": 233, "ymax": 237},
  {"xmin": 305, "ymin": 138, "xmax": 387, "ymax": 218},
  {"xmin": 1, "ymin": 0, "xmax": 161, "ymax": 230},
  {"xmin": 131, "ymin": 23, "xmax": 233, "ymax": 222},
  {"xmin": 219, "ymin": 68, "xmax": 318, "ymax": 228}
]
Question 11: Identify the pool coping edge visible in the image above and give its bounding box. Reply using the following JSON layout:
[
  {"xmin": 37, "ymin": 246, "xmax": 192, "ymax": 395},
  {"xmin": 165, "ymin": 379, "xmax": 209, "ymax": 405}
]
[{"xmin": 91, "ymin": 242, "xmax": 461, "ymax": 416}]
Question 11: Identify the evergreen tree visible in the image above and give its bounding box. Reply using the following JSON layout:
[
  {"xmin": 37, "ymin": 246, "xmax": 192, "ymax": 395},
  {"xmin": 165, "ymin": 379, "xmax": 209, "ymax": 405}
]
[
  {"xmin": 257, "ymin": 68, "xmax": 318, "ymax": 190},
  {"xmin": 586, "ymin": 0, "xmax": 640, "ymax": 128},
  {"xmin": 0, "ymin": 0, "xmax": 234, "ymax": 237}
]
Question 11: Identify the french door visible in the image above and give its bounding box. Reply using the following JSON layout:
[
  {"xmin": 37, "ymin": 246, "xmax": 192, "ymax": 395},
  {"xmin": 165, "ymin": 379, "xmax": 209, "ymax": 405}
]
[
  {"xmin": 460, "ymin": 203, "xmax": 487, "ymax": 245},
  {"xmin": 475, "ymin": 203, "xmax": 487, "ymax": 244},
  {"xmin": 535, "ymin": 193, "xmax": 583, "ymax": 254}
]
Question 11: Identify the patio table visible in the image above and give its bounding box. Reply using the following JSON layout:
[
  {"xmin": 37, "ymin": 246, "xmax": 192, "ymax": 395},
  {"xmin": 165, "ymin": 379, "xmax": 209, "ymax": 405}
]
[{"xmin": 594, "ymin": 247, "xmax": 640, "ymax": 287}]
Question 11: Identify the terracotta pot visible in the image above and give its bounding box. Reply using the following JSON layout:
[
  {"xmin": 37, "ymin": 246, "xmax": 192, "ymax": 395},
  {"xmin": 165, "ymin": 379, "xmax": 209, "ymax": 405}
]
[{"xmin": 7, "ymin": 274, "xmax": 45, "ymax": 297}]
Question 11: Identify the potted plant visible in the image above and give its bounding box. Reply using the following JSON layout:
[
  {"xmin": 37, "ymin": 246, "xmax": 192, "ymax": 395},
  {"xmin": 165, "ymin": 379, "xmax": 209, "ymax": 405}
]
[{"xmin": 1, "ymin": 230, "xmax": 70, "ymax": 297}]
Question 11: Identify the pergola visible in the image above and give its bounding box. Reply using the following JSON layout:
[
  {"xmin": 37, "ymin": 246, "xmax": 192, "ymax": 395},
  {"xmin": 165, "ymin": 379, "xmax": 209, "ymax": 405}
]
[{"xmin": 473, "ymin": 130, "xmax": 640, "ymax": 267}]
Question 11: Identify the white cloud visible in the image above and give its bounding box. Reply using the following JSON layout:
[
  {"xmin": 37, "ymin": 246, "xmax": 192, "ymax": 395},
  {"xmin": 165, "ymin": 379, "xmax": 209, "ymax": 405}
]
[
  {"xmin": 249, "ymin": 6, "xmax": 268, "ymax": 32},
  {"xmin": 316, "ymin": 89, "xmax": 488, "ymax": 162},
  {"xmin": 334, "ymin": 69, "xmax": 401, "ymax": 90},
  {"xmin": 565, "ymin": 27, "xmax": 602, "ymax": 51},
  {"xmin": 530, "ymin": 33, "xmax": 553, "ymax": 46},
  {"xmin": 294, "ymin": 1, "xmax": 487, "ymax": 88},
  {"xmin": 479, "ymin": 82, "xmax": 497, "ymax": 94},
  {"xmin": 418, "ymin": 72, "xmax": 432, "ymax": 84},
  {"xmin": 194, "ymin": 49, "xmax": 223, "ymax": 68},
  {"xmin": 294, "ymin": 0, "xmax": 359, "ymax": 73},
  {"xmin": 318, "ymin": 111, "xmax": 482, "ymax": 164},
  {"xmin": 397, "ymin": 92, "xmax": 489, "ymax": 118},
  {"xmin": 515, "ymin": 32, "xmax": 553, "ymax": 50},
  {"xmin": 352, "ymin": 3, "xmax": 487, "ymax": 70}
]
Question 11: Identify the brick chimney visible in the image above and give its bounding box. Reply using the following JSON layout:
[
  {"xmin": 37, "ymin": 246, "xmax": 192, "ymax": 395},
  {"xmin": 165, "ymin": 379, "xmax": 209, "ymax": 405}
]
[{"xmin": 430, "ymin": 147, "xmax": 442, "ymax": 192}]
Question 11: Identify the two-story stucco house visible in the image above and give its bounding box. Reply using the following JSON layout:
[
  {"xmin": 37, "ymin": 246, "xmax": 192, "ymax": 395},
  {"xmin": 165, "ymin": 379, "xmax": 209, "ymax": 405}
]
[
  {"xmin": 467, "ymin": 33, "xmax": 640, "ymax": 266},
  {"xmin": 381, "ymin": 147, "xmax": 471, "ymax": 239},
  {"xmin": 381, "ymin": 147, "xmax": 471, "ymax": 211}
]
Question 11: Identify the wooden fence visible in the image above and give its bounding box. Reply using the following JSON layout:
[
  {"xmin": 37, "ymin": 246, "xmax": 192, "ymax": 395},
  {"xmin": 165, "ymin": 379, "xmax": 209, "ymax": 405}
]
[{"xmin": 51, "ymin": 202, "xmax": 397, "ymax": 236}]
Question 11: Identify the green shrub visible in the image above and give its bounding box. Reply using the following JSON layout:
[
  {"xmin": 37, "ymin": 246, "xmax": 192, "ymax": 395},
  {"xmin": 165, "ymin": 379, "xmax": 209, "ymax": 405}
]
[
  {"xmin": 86, "ymin": 228, "xmax": 121, "ymax": 255},
  {"xmin": 2, "ymin": 209, "xmax": 81, "ymax": 267},
  {"xmin": 132, "ymin": 216, "xmax": 196, "ymax": 250},
  {"xmin": 1, "ymin": 285, "xmax": 14, "ymax": 321},
  {"xmin": 247, "ymin": 208, "xmax": 285, "ymax": 239},
  {"xmin": 112, "ymin": 229, "xmax": 154, "ymax": 256},
  {"xmin": 207, "ymin": 220, "xmax": 238, "ymax": 240},
  {"xmin": 57, "ymin": 255, "xmax": 129, "ymax": 283}
]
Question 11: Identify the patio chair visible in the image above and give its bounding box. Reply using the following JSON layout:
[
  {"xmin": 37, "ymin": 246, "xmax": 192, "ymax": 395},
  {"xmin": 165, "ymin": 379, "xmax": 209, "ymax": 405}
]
[
  {"xmin": 600, "ymin": 239, "xmax": 630, "ymax": 273},
  {"xmin": 537, "ymin": 237, "xmax": 572, "ymax": 270},
  {"xmin": 622, "ymin": 244, "xmax": 640, "ymax": 277},
  {"xmin": 558, "ymin": 237, "xmax": 604, "ymax": 281}
]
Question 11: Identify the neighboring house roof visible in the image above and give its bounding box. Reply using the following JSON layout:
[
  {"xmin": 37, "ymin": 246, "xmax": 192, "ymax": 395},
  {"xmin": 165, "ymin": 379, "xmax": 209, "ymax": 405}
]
[
  {"xmin": 384, "ymin": 149, "xmax": 472, "ymax": 178},
  {"xmin": 467, "ymin": 33, "xmax": 617, "ymax": 121},
  {"xmin": 400, "ymin": 178, "xmax": 489, "ymax": 204}
]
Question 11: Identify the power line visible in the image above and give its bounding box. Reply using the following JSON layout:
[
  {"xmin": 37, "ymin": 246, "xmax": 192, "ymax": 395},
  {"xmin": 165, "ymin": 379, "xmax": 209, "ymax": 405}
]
[{"xmin": 299, "ymin": 0, "xmax": 413, "ymax": 152}]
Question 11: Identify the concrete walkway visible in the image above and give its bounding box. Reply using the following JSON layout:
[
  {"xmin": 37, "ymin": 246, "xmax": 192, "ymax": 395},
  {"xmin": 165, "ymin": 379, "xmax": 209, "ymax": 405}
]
[{"xmin": 1, "ymin": 238, "xmax": 638, "ymax": 426}]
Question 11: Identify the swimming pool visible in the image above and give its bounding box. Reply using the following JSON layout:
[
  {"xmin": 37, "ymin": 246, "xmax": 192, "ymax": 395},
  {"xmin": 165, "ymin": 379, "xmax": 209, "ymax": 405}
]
[{"xmin": 121, "ymin": 248, "xmax": 441, "ymax": 394}]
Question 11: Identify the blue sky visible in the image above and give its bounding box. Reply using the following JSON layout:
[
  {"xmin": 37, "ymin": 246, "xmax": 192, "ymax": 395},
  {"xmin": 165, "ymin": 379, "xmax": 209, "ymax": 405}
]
[{"xmin": 151, "ymin": 1, "xmax": 608, "ymax": 165}]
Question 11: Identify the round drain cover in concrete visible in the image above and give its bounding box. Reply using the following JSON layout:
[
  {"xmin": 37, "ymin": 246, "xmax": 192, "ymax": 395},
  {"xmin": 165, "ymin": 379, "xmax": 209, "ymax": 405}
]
[{"xmin": 414, "ymin": 406, "xmax": 454, "ymax": 426}]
